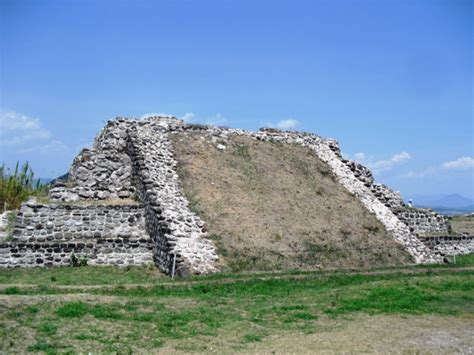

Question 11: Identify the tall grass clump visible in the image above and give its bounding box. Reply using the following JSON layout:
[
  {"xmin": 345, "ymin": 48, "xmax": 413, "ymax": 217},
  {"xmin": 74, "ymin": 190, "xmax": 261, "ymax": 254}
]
[{"xmin": 0, "ymin": 162, "xmax": 48, "ymax": 212}]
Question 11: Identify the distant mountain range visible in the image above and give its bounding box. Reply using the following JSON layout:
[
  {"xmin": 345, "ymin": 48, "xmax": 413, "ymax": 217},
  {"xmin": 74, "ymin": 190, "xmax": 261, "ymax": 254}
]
[{"xmin": 408, "ymin": 194, "xmax": 474, "ymax": 215}]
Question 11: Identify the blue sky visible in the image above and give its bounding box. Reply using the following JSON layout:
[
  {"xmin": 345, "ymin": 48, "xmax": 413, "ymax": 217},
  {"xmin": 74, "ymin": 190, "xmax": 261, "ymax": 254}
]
[{"xmin": 1, "ymin": 0, "xmax": 472, "ymax": 200}]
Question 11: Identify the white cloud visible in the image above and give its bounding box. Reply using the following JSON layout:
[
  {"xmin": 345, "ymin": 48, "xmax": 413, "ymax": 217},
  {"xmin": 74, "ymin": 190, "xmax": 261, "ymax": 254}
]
[
  {"xmin": 202, "ymin": 113, "xmax": 228, "ymax": 126},
  {"xmin": 442, "ymin": 157, "xmax": 474, "ymax": 170},
  {"xmin": 185, "ymin": 113, "xmax": 228, "ymax": 126},
  {"xmin": 401, "ymin": 157, "xmax": 474, "ymax": 179},
  {"xmin": 141, "ymin": 112, "xmax": 226, "ymax": 126},
  {"xmin": 17, "ymin": 140, "xmax": 69, "ymax": 154},
  {"xmin": 0, "ymin": 109, "xmax": 71, "ymax": 157},
  {"xmin": 392, "ymin": 152, "xmax": 411, "ymax": 163},
  {"xmin": 277, "ymin": 119, "xmax": 299, "ymax": 130},
  {"xmin": 140, "ymin": 112, "xmax": 174, "ymax": 119},
  {"xmin": 348, "ymin": 151, "xmax": 411, "ymax": 174},
  {"xmin": 354, "ymin": 152, "xmax": 366, "ymax": 163},
  {"xmin": 262, "ymin": 118, "xmax": 300, "ymax": 130},
  {"xmin": 180, "ymin": 112, "xmax": 195, "ymax": 122},
  {"xmin": 0, "ymin": 110, "xmax": 41, "ymax": 130},
  {"xmin": 368, "ymin": 151, "xmax": 411, "ymax": 174},
  {"xmin": 1, "ymin": 130, "xmax": 52, "ymax": 146},
  {"xmin": 0, "ymin": 110, "xmax": 52, "ymax": 146},
  {"xmin": 400, "ymin": 167, "xmax": 437, "ymax": 179}
]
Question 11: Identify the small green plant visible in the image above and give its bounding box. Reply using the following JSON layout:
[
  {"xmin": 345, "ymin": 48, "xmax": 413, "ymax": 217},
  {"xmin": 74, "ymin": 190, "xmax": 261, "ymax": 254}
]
[
  {"xmin": 37, "ymin": 322, "xmax": 58, "ymax": 336},
  {"xmin": 56, "ymin": 301, "xmax": 88, "ymax": 318},
  {"xmin": 273, "ymin": 233, "xmax": 283, "ymax": 241},
  {"xmin": 4, "ymin": 286, "xmax": 21, "ymax": 295},
  {"xmin": 234, "ymin": 145, "xmax": 251, "ymax": 160},
  {"xmin": 27, "ymin": 342, "xmax": 59, "ymax": 353},
  {"xmin": 70, "ymin": 253, "xmax": 88, "ymax": 267}
]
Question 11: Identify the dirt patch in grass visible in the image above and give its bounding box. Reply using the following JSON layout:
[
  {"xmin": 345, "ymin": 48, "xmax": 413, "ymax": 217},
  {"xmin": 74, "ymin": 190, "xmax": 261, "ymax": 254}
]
[
  {"xmin": 241, "ymin": 314, "xmax": 474, "ymax": 354},
  {"xmin": 171, "ymin": 132, "xmax": 412, "ymax": 271}
]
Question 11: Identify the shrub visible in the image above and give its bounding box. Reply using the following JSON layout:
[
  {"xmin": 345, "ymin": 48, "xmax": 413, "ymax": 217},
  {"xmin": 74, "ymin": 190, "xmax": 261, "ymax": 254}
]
[
  {"xmin": 70, "ymin": 253, "xmax": 88, "ymax": 267},
  {"xmin": 0, "ymin": 162, "xmax": 48, "ymax": 212}
]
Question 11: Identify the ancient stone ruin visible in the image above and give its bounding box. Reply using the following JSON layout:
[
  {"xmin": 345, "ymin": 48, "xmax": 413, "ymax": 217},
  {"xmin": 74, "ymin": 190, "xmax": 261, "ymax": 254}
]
[{"xmin": 1, "ymin": 116, "xmax": 472, "ymax": 273}]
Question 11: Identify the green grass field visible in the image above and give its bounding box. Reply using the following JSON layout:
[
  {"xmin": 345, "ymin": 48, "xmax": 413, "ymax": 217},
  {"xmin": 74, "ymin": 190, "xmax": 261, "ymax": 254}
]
[{"xmin": 0, "ymin": 256, "xmax": 473, "ymax": 354}]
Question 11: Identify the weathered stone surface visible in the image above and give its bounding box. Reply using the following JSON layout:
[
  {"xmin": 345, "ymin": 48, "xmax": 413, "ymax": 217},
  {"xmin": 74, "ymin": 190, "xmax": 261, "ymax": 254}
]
[
  {"xmin": 0, "ymin": 202, "xmax": 153, "ymax": 267},
  {"xmin": 395, "ymin": 207, "xmax": 450, "ymax": 235},
  {"xmin": 127, "ymin": 122, "xmax": 218, "ymax": 275},
  {"xmin": 0, "ymin": 115, "xmax": 453, "ymax": 271},
  {"xmin": 49, "ymin": 119, "xmax": 137, "ymax": 202},
  {"xmin": 0, "ymin": 211, "xmax": 9, "ymax": 241},
  {"xmin": 417, "ymin": 235, "xmax": 474, "ymax": 256}
]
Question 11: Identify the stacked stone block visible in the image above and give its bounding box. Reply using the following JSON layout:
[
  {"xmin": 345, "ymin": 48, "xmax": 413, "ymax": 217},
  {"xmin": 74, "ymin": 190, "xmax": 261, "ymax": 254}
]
[
  {"xmin": 127, "ymin": 122, "xmax": 218, "ymax": 275},
  {"xmin": 49, "ymin": 119, "xmax": 136, "ymax": 202},
  {"xmin": 0, "ymin": 200, "xmax": 153, "ymax": 267},
  {"xmin": 418, "ymin": 235, "xmax": 474, "ymax": 256},
  {"xmin": 395, "ymin": 208, "xmax": 450, "ymax": 235}
]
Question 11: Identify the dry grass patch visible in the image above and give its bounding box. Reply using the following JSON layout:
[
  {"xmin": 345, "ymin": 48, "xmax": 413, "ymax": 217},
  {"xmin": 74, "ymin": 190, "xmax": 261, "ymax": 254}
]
[
  {"xmin": 242, "ymin": 314, "xmax": 474, "ymax": 354},
  {"xmin": 450, "ymin": 215, "xmax": 474, "ymax": 235},
  {"xmin": 171, "ymin": 132, "xmax": 412, "ymax": 271}
]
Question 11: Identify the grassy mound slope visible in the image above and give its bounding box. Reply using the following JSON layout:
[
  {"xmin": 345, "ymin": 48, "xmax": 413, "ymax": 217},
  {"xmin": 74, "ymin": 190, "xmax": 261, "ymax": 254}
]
[{"xmin": 171, "ymin": 132, "xmax": 412, "ymax": 271}]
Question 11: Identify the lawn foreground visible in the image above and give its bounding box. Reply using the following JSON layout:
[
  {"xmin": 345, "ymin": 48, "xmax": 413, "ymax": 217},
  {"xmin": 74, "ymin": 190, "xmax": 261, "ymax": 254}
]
[{"xmin": 0, "ymin": 256, "xmax": 473, "ymax": 354}]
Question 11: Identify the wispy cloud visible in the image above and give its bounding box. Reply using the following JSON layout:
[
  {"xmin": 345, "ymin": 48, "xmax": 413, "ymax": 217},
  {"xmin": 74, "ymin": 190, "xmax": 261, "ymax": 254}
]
[
  {"xmin": 141, "ymin": 112, "xmax": 227, "ymax": 126},
  {"xmin": 0, "ymin": 110, "xmax": 52, "ymax": 146},
  {"xmin": 442, "ymin": 157, "xmax": 474, "ymax": 170},
  {"xmin": 351, "ymin": 151, "xmax": 411, "ymax": 174},
  {"xmin": 0, "ymin": 110, "xmax": 42, "ymax": 130},
  {"xmin": 140, "ymin": 112, "xmax": 174, "ymax": 119},
  {"xmin": 262, "ymin": 118, "xmax": 300, "ymax": 130},
  {"xmin": 17, "ymin": 140, "xmax": 69, "ymax": 154},
  {"xmin": 400, "ymin": 156, "xmax": 474, "ymax": 179},
  {"xmin": 400, "ymin": 167, "xmax": 437, "ymax": 179},
  {"xmin": 353, "ymin": 152, "xmax": 366, "ymax": 162},
  {"xmin": 183, "ymin": 112, "xmax": 228, "ymax": 126},
  {"xmin": 0, "ymin": 109, "xmax": 69, "ymax": 155},
  {"xmin": 203, "ymin": 113, "xmax": 228, "ymax": 126},
  {"xmin": 370, "ymin": 152, "xmax": 411, "ymax": 174},
  {"xmin": 180, "ymin": 112, "xmax": 195, "ymax": 121}
]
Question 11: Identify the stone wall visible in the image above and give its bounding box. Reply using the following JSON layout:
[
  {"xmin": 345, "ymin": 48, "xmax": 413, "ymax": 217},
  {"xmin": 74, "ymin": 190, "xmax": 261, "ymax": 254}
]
[
  {"xmin": 49, "ymin": 119, "xmax": 136, "ymax": 202},
  {"xmin": 0, "ymin": 115, "xmax": 451, "ymax": 271},
  {"xmin": 395, "ymin": 207, "xmax": 450, "ymax": 235},
  {"xmin": 340, "ymin": 156, "xmax": 449, "ymax": 232},
  {"xmin": 127, "ymin": 123, "xmax": 218, "ymax": 275},
  {"xmin": 370, "ymin": 184, "xmax": 405, "ymax": 210},
  {"xmin": 342, "ymin": 160, "xmax": 374, "ymax": 188},
  {"xmin": 0, "ymin": 200, "xmax": 153, "ymax": 268},
  {"xmin": 417, "ymin": 235, "xmax": 474, "ymax": 256}
]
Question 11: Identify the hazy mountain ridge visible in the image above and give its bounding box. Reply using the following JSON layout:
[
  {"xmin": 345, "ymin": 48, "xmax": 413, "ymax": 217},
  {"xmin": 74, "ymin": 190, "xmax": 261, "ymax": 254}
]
[{"xmin": 408, "ymin": 194, "xmax": 474, "ymax": 214}]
